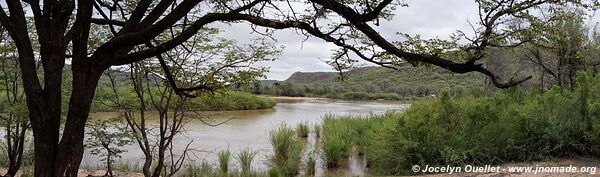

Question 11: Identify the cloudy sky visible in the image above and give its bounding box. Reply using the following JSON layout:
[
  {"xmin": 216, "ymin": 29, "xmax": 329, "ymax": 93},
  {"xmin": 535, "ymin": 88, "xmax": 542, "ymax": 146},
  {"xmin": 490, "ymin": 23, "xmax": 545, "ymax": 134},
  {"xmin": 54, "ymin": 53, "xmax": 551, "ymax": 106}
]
[{"xmin": 211, "ymin": 0, "xmax": 595, "ymax": 80}]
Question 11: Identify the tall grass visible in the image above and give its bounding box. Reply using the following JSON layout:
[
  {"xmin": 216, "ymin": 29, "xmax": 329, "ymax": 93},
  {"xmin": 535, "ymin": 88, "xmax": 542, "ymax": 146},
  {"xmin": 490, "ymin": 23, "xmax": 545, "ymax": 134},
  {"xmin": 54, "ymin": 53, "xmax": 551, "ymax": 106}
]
[
  {"xmin": 0, "ymin": 143, "xmax": 8, "ymax": 167},
  {"xmin": 217, "ymin": 149, "xmax": 231, "ymax": 175},
  {"xmin": 296, "ymin": 121, "xmax": 309, "ymax": 138},
  {"xmin": 321, "ymin": 115, "xmax": 352, "ymax": 168},
  {"xmin": 237, "ymin": 148, "xmax": 257, "ymax": 176},
  {"xmin": 314, "ymin": 124, "xmax": 321, "ymax": 138},
  {"xmin": 269, "ymin": 124, "xmax": 303, "ymax": 177},
  {"xmin": 180, "ymin": 161, "xmax": 215, "ymax": 177},
  {"xmin": 113, "ymin": 159, "xmax": 142, "ymax": 172},
  {"xmin": 305, "ymin": 151, "xmax": 317, "ymax": 176}
]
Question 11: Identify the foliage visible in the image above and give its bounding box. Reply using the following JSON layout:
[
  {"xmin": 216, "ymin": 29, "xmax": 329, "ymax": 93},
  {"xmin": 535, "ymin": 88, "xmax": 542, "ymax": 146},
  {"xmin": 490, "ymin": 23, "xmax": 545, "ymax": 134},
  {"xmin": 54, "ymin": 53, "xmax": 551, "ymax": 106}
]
[
  {"xmin": 187, "ymin": 91, "xmax": 276, "ymax": 111},
  {"xmin": 85, "ymin": 117, "xmax": 133, "ymax": 176},
  {"xmin": 93, "ymin": 71, "xmax": 277, "ymax": 112},
  {"xmin": 245, "ymin": 66, "xmax": 484, "ymax": 100},
  {"xmin": 364, "ymin": 71, "xmax": 600, "ymax": 175},
  {"xmin": 268, "ymin": 124, "xmax": 303, "ymax": 177}
]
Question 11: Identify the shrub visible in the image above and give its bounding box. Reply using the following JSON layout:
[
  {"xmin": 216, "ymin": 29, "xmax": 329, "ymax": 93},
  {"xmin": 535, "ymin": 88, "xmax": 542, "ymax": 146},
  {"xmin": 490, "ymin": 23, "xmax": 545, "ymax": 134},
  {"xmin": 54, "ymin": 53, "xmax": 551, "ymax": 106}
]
[
  {"xmin": 188, "ymin": 91, "xmax": 276, "ymax": 111},
  {"xmin": 366, "ymin": 72, "xmax": 600, "ymax": 175}
]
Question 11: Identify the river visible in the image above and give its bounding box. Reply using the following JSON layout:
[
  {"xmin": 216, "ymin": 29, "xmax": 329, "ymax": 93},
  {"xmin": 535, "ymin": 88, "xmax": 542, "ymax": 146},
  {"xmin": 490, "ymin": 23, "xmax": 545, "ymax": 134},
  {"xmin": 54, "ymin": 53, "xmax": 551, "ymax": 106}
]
[{"xmin": 81, "ymin": 97, "xmax": 410, "ymax": 176}]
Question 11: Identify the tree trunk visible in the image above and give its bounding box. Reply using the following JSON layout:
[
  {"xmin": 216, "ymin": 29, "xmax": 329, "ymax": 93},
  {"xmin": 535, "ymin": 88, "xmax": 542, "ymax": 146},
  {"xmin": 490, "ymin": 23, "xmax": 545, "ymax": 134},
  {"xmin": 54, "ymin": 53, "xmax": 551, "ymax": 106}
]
[{"xmin": 56, "ymin": 64, "xmax": 104, "ymax": 177}]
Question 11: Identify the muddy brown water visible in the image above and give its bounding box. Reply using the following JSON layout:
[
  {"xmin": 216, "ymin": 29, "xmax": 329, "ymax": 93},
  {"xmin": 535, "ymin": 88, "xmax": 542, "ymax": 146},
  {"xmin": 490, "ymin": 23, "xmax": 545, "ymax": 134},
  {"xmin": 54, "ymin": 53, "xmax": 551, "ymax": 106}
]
[{"xmin": 81, "ymin": 98, "xmax": 410, "ymax": 176}]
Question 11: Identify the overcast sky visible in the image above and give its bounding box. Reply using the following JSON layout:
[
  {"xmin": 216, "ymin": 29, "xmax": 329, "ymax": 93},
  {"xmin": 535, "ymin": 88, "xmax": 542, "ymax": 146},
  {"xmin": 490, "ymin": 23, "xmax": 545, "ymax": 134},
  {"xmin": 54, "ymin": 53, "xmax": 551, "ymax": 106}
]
[{"xmin": 212, "ymin": 0, "xmax": 596, "ymax": 80}]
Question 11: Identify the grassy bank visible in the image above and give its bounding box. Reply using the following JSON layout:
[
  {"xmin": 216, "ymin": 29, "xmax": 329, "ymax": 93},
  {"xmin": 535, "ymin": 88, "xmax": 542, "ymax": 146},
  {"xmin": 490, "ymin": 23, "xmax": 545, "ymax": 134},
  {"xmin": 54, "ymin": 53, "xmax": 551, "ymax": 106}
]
[
  {"xmin": 321, "ymin": 71, "xmax": 600, "ymax": 175},
  {"xmin": 188, "ymin": 91, "xmax": 276, "ymax": 111},
  {"xmin": 92, "ymin": 91, "xmax": 276, "ymax": 112}
]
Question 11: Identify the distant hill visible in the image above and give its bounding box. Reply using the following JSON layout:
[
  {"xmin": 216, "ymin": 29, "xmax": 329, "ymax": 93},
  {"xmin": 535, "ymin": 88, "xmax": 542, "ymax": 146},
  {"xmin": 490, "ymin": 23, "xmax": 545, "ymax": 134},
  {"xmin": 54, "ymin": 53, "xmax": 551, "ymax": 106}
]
[
  {"xmin": 281, "ymin": 65, "xmax": 487, "ymax": 97},
  {"xmin": 285, "ymin": 65, "xmax": 485, "ymax": 85},
  {"xmin": 285, "ymin": 71, "xmax": 337, "ymax": 83}
]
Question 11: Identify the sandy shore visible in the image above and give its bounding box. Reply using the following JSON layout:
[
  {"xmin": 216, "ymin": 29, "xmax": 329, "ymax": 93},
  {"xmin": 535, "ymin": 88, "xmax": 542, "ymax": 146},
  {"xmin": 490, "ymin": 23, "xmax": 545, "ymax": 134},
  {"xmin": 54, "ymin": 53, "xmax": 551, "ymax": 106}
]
[{"xmin": 268, "ymin": 96, "xmax": 329, "ymax": 100}]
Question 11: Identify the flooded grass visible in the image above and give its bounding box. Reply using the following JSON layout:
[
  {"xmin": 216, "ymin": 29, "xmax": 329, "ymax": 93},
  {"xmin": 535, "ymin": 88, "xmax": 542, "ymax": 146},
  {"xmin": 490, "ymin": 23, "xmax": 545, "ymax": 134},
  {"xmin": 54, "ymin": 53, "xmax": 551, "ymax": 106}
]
[
  {"xmin": 269, "ymin": 124, "xmax": 303, "ymax": 177},
  {"xmin": 314, "ymin": 124, "xmax": 321, "ymax": 138},
  {"xmin": 236, "ymin": 148, "xmax": 257, "ymax": 176},
  {"xmin": 296, "ymin": 121, "xmax": 309, "ymax": 138},
  {"xmin": 217, "ymin": 149, "xmax": 231, "ymax": 175},
  {"xmin": 321, "ymin": 115, "xmax": 352, "ymax": 168},
  {"xmin": 305, "ymin": 151, "xmax": 317, "ymax": 176}
]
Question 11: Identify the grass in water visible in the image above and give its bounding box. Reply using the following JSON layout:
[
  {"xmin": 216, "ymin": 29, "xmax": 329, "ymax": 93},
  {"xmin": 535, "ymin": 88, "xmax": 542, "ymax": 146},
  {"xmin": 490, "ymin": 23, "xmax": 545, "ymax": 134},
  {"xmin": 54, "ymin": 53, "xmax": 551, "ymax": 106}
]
[
  {"xmin": 269, "ymin": 124, "xmax": 303, "ymax": 177},
  {"xmin": 296, "ymin": 121, "xmax": 309, "ymax": 138},
  {"xmin": 237, "ymin": 147, "xmax": 258, "ymax": 176},
  {"xmin": 217, "ymin": 149, "xmax": 231, "ymax": 175}
]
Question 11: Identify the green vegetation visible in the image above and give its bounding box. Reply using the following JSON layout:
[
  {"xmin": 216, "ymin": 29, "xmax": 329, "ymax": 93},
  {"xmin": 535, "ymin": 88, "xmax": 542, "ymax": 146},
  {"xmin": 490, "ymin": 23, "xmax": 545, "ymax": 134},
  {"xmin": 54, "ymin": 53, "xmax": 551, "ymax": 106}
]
[
  {"xmin": 113, "ymin": 160, "xmax": 142, "ymax": 173},
  {"xmin": 188, "ymin": 91, "xmax": 276, "ymax": 111},
  {"xmin": 321, "ymin": 115, "xmax": 353, "ymax": 168},
  {"xmin": 268, "ymin": 124, "xmax": 303, "ymax": 177},
  {"xmin": 93, "ymin": 89, "xmax": 276, "ymax": 112},
  {"xmin": 314, "ymin": 124, "xmax": 321, "ymax": 138},
  {"xmin": 237, "ymin": 148, "xmax": 258, "ymax": 176},
  {"xmin": 179, "ymin": 159, "xmax": 267, "ymax": 177},
  {"xmin": 240, "ymin": 66, "xmax": 485, "ymax": 100},
  {"xmin": 305, "ymin": 151, "xmax": 317, "ymax": 176},
  {"xmin": 218, "ymin": 149, "xmax": 232, "ymax": 175},
  {"xmin": 320, "ymin": 71, "xmax": 600, "ymax": 175},
  {"xmin": 85, "ymin": 117, "xmax": 133, "ymax": 176},
  {"xmin": 181, "ymin": 162, "xmax": 215, "ymax": 177},
  {"xmin": 296, "ymin": 122, "xmax": 309, "ymax": 138}
]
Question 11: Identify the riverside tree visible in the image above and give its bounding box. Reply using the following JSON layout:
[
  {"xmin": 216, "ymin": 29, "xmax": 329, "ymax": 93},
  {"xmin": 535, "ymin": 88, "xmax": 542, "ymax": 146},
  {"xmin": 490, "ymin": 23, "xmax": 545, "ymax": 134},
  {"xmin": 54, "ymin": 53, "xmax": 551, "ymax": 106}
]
[
  {"xmin": 0, "ymin": 25, "xmax": 29, "ymax": 177},
  {"xmin": 0, "ymin": 0, "xmax": 596, "ymax": 176},
  {"xmin": 95, "ymin": 27, "xmax": 278, "ymax": 177},
  {"xmin": 85, "ymin": 117, "xmax": 132, "ymax": 177}
]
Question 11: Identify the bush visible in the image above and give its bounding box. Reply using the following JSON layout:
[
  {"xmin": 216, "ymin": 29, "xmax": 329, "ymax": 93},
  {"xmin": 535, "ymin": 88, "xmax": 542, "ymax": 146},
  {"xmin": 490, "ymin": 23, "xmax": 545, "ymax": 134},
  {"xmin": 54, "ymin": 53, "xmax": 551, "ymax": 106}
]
[
  {"xmin": 365, "ymin": 72, "xmax": 600, "ymax": 175},
  {"xmin": 187, "ymin": 91, "xmax": 277, "ymax": 111}
]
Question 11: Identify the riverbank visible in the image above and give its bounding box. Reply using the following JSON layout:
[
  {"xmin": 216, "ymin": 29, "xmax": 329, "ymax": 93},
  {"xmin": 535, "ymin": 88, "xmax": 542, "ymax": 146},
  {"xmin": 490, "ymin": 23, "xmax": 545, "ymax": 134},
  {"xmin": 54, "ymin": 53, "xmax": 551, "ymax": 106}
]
[
  {"xmin": 266, "ymin": 92, "xmax": 433, "ymax": 101},
  {"xmin": 269, "ymin": 96, "xmax": 329, "ymax": 100},
  {"xmin": 317, "ymin": 72, "xmax": 600, "ymax": 176},
  {"xmin": 91, "ymin": 91, "xmax": 277, "ymax": 112}
]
